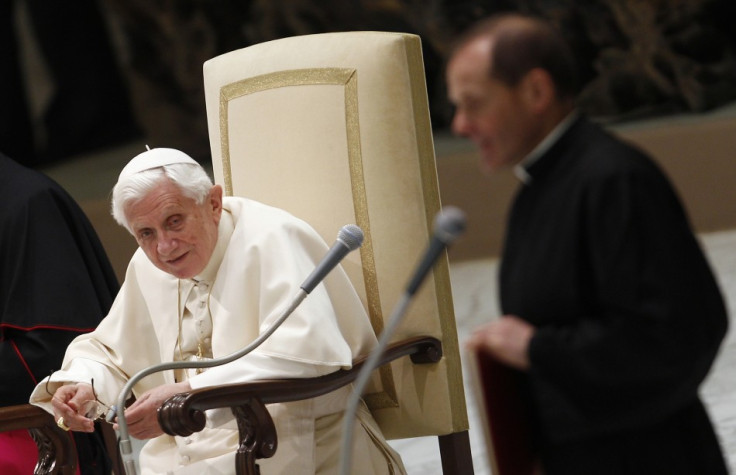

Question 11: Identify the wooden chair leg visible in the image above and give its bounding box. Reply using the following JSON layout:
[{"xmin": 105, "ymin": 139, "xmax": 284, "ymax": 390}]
[{"xmin": 439, "ymin": 431, "xmax": 474, "ymax": 474}]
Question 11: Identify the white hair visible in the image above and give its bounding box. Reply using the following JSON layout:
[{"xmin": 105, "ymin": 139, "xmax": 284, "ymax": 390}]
[{"xmin": 111, "ymin": 163, "xmax": 214, "ymax": 233}]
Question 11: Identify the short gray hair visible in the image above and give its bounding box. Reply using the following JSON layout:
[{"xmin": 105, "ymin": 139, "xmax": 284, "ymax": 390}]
[{"xmin": 111, "ymin": 163, "xmax": 214, "ymax": 233}]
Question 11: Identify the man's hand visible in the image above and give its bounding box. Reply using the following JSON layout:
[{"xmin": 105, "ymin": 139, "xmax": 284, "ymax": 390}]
[
  {"xmin": 50, "ymin": 383, "xmax": 97, "ymax": 433},
  {"xmin": 119, "ymin": 381, "xmax": 192, "ymax": 439},
  {"xmin": 466, "ymin": 315, "xmax": 535, "ymax": 370}
]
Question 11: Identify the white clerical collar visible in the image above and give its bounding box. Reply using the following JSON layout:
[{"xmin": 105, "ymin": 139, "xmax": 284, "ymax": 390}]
[
  {"xmin": 191, "ymin": 208, "xmax": 234, "ymax": 285},
  {"xmin": 514, "ymin": 110, "xmax": 579, "ymax": 184}
]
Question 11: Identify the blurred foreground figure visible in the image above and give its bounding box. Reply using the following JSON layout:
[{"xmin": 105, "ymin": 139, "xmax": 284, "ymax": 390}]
[{"xmin": 449, "ymin": 13, "xmax": 729, "ymax": 474}]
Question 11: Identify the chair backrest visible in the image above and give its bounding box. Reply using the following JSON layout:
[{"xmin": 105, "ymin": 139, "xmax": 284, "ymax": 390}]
[{"xmin": 203, "ymin": 31, "xmax": 468, "ymax": 441}]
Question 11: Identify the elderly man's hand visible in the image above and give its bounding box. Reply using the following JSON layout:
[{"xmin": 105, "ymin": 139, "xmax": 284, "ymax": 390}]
[
  {"xmin": 51, "ymin": 383, "xmax": 97, "ymax": 433},
  {"xmin": 466, "ymin": 315, "xmax": 535, "ymax": 370},
  {"xmin": 119, "ymin": 381, "xmax": 192, "ymax": 439}
]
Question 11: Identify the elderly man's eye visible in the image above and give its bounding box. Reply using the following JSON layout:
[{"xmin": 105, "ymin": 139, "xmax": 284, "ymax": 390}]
[
  {"xmin": 168, "ymin": 216, "xmax": 184, "ymax": 229},
  {"xmin": 136, "ymin": 229, "xmax": 153, "ymax": 242}
]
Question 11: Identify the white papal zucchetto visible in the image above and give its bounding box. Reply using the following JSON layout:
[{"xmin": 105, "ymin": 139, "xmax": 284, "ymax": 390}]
[{"xmin": 118, "ymin": 147, "xmax": 199, "ymax": 181}]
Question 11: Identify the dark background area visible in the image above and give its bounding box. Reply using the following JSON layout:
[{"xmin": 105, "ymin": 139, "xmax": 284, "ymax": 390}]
[
  {"xmin": 6, "ymin": 0, "xmax": 735, "ymax": 164},
  {"xmin": 112, "ymin": 0, "xmax": 736, "ymax": 160}
]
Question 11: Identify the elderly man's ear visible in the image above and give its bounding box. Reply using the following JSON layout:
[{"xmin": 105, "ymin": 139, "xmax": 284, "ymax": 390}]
[{"xmin": 209, "ymin": 185, "xmax": 224, "ymax": 219}]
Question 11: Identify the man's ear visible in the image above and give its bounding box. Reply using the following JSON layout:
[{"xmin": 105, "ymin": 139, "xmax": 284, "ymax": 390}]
[
  {"xmin": 520, "ymin": 68, "xmax": 556, "ymax": 113},
  {"xmin": 209, "ymin": 185, "xmax": 224, "ymax": 220}
]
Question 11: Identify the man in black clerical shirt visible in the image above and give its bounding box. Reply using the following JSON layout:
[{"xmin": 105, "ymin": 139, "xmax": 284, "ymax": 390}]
[{"xmin": 448, "ymin": 13, "xmax": 729, "ymax": 474}]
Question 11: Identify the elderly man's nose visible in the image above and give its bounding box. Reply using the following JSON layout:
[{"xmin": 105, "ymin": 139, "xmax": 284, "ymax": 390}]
[{"xmin": 157, "ymin": 233, "xmax": 177, "ymax": 254}]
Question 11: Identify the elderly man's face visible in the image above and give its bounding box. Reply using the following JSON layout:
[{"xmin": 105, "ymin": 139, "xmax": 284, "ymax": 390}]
[
  {"xmin": 126, "ymin": 180, "xmax": 223, "ymax": 279},
  {"xmin": 447, "ymin": 37, "xmax": 539, "ymax": 173}
]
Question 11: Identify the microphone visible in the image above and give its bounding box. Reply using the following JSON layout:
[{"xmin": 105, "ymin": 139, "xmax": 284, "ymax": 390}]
[
  {"xmin": 338, "ymin": 206, "xmax": 466, "ymax": 475},
  {"xmin": 301, "ymin": 224, "xmax": 364, "ymax": 294},
  {"xmin": 113, "ymin": 224, "xmax": 365, "ymax": 475},
  {"xmin": 406, "ymin": 206, "xmax": 467, "ymax": 295}
]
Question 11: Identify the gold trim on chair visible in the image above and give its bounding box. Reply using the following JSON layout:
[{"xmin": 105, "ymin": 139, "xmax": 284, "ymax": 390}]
[
  {"xmin": 404, "ymin": 38, "xmax": 468, "ymax": 430},
  {"xmin": 218, "ymin": 67, "xmax": 399, "ymax": 408}
]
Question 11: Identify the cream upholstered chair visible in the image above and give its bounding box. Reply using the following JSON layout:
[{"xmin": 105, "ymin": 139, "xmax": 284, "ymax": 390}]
[{"xmin": 157, "ymin": 31, "xmax": 473, "ymax": 473}]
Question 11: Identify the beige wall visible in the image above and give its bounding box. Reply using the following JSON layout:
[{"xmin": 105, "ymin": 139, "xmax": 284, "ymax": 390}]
[
  {"xmin": 616, "ymin": 116, "xmax": 736, "ymax": 234},
  {"xmin": 81, "ymin": 113, "xmax": 736, "ymax": 280},
  {"xmin": 81, "ymin": 200, "xmax": 137, "ymax": 284},
  {"xmin": 437, "ymin": 114, "xmax": 736, "ymax": 262}
]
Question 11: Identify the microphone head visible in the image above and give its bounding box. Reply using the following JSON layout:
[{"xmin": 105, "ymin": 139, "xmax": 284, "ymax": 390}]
[
  {"xmin": 434, "ymin": 206, "xmax": 467, "ymax": 244},
  {"xmin": 337, "ymin": 224, "xmax": 364, "ymax": 251}
]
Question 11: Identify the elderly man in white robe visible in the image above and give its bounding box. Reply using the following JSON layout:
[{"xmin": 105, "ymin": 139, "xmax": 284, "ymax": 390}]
[{"xmin": 30, "ymin": 148, "xmax": 405, "ymax": 474}]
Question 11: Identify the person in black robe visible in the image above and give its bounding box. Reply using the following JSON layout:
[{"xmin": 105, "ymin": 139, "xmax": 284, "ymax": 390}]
[
  {"xmin": 447, "ymin": 14, "xmax": 729, "ymax": 474},
  {"xmin": 0, "ymin": 152, "xmax": 120, "ymax": 473}
]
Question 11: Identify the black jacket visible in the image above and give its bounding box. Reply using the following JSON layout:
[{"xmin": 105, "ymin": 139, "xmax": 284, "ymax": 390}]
[{"xmin": 500, "ymin": 116, "xmax": 728, "ymax": 474}]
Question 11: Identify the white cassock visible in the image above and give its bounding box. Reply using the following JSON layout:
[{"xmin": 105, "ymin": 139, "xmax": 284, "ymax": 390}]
[{"xmin": 30, "ymin": 197, "xmax": 405, "ymax": 474}]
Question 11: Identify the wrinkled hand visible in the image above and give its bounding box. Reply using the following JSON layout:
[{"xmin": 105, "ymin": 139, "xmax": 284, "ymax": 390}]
[
  {"xmin": 120, "ymin": 381, "xmax": 191, "ymax": 439},
  {"xmin": 51, "ymin": 383, "xmax": 97, "ymax": 433},
  {"xmin": 466, "ymin": 315, "xmax": 535, "ymax": 370}
]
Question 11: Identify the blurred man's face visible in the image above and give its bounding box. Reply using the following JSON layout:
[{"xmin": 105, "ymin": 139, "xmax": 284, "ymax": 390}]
[
  {"xmin": 126, "ymin": 180, "xmax": 223, "ymax": 279},
  {"xmin": 447, "ymin": 37, "xmax": 538, "ymax": 173}
]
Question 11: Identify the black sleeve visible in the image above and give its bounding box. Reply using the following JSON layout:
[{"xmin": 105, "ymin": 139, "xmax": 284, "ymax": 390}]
[
  {"xmin": 0, "ymin": 327, "xmax": 81, "ymax": 405},
  {"xmin": 528, "ymin": 163, "xmax": 728, "ymax": 441}
]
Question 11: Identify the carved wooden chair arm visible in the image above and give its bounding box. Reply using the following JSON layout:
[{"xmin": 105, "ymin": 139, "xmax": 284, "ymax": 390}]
[
  {"xmin": 157, "ymin": 336, "xmax": 442, "ymax": 474},
  {"xmin": 0, "ymin": 403, "xmax": 77, "ymax": 475}
]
